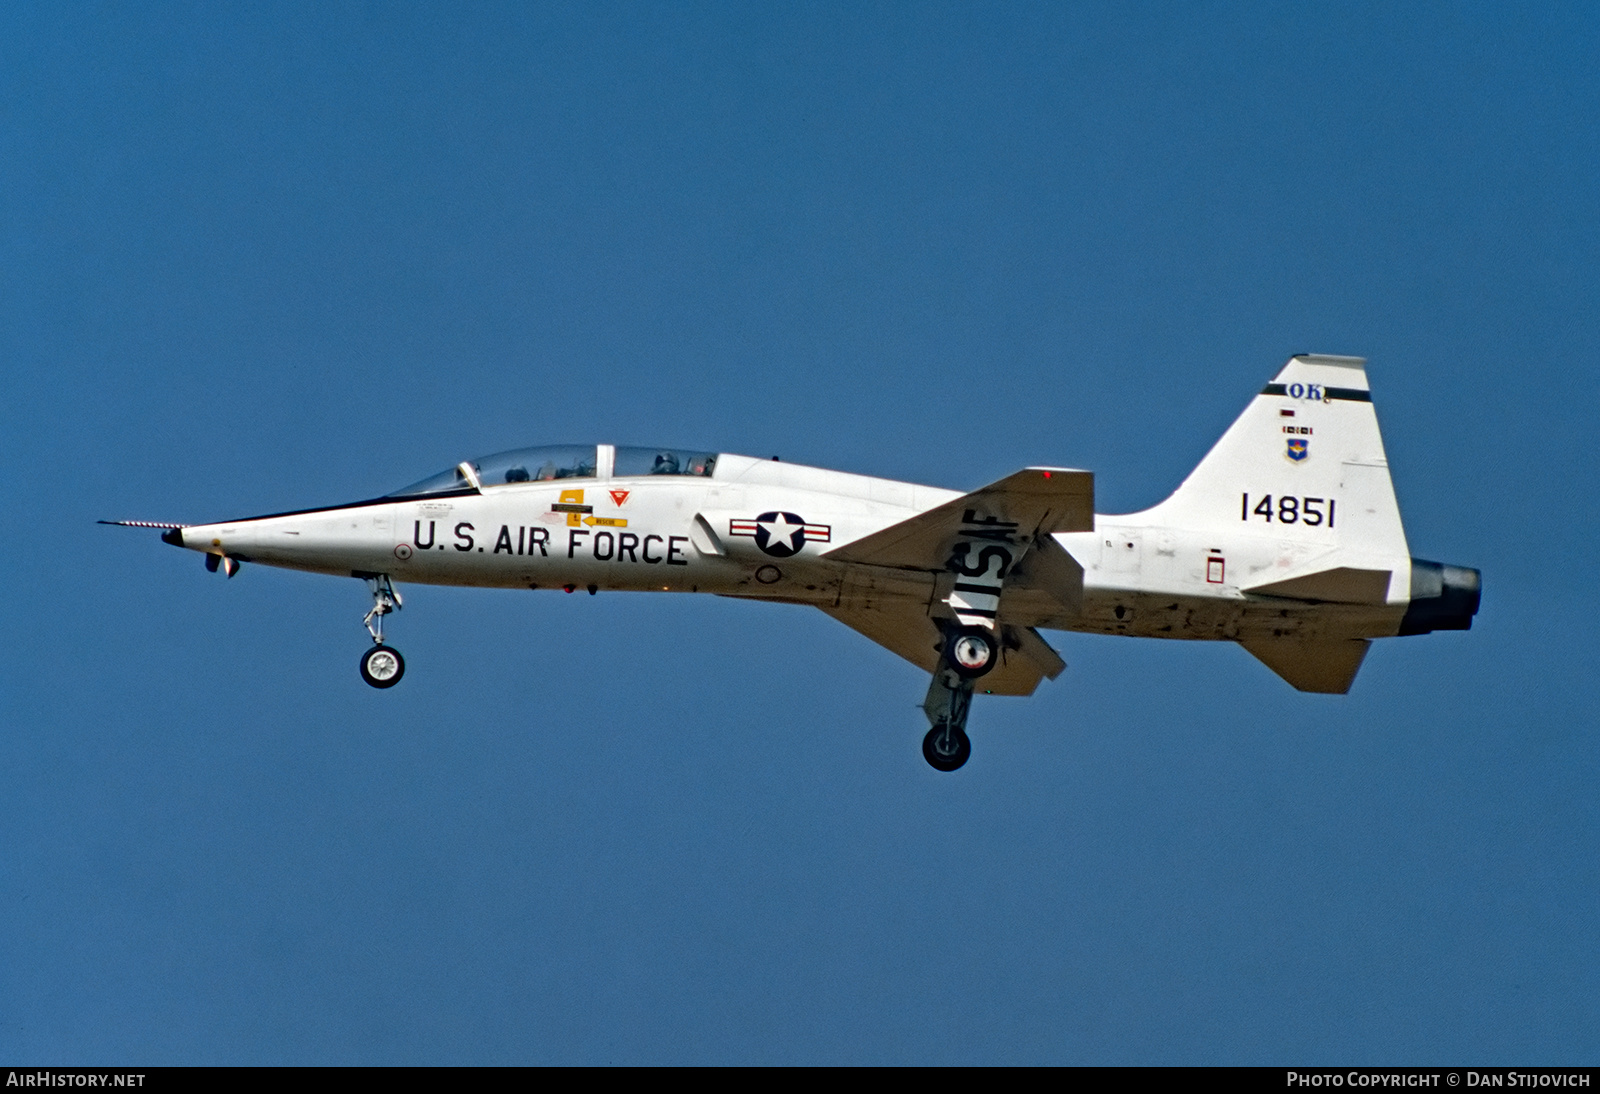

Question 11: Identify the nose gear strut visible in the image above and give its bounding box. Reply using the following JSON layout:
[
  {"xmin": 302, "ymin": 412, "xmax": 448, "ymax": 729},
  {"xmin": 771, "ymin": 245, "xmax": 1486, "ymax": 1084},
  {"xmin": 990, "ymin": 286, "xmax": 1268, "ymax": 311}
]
[{"xmin": 362, "ymin": 574, "xmax": 402, "ymax": 644}]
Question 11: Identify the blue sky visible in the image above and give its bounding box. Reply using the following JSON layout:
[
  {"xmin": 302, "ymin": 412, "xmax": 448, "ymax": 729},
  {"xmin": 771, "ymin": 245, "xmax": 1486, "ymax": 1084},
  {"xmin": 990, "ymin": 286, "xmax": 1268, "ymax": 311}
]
[{"xmin": 3, "ymin": 2, "xmax": 1597, "ymax": 1063}]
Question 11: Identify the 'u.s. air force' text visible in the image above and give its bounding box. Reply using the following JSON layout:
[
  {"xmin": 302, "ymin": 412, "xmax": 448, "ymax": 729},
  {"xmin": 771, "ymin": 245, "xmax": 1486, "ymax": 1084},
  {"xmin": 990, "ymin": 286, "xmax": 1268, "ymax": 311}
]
[{"xmin": 413, "ymin": 521, "xmax": 688, "ymax": 564}]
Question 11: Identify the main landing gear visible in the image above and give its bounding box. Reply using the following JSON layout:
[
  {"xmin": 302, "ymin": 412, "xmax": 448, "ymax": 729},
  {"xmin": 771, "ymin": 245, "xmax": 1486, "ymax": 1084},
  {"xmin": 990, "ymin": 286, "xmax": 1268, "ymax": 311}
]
[
  {"xmin": 359, "ymin": 574, "xmax": 405, "ymax": 689},
  {"xmin": 921, "ymin": 626, "xmax": 996, "ymax": 771}
]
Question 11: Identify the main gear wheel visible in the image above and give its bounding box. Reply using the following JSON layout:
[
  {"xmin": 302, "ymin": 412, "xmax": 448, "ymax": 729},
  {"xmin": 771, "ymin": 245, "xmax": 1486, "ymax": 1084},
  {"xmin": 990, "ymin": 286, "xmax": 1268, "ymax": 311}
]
[{"xmin": 923, "ymin": 722, "xmax": 971, "ymax": 771}]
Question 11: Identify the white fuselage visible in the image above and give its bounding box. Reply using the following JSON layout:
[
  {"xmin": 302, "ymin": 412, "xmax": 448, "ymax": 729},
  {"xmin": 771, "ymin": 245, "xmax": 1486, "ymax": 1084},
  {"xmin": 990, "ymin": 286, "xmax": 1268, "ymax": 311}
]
[
  {"xmin": 141, "ymin": 355, "xmax": 1478, "ymax": 714},
  {"xmin": 179, "ymin": 450, "xmax": 1406, "ymax": 646}
]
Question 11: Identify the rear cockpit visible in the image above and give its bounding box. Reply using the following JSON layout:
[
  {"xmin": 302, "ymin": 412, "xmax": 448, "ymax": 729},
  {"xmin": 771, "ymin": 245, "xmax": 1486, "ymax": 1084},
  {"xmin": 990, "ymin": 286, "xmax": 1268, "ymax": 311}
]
[
  {"xmin": 612, "ymin": 446, "xmax": 717, "ymax": 478},
  {"xmin": 386, "ymin": 444, "xmax": 718, "ymax": 498}
]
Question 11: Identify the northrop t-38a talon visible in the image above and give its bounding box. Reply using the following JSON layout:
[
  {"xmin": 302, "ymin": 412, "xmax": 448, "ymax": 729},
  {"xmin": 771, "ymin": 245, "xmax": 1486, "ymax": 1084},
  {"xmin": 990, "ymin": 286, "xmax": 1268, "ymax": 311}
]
[{"xmin": 108, "ymin": 355, "xmax": 1479, "ymax": 770}]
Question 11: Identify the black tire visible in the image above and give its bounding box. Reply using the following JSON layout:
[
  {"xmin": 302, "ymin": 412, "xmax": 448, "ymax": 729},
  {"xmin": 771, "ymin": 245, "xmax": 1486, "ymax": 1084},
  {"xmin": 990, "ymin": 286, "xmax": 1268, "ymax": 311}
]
[
  {"xmin": 360, "ymin": 644, "xmax": 405, "ymax": 689},
  {"xmin": 947, "ymin": 627, "xmax": 997, "ymax": 679},
  {"xmin": 923, "ymin": 722, "xmax": 971, "ymax": 771}
]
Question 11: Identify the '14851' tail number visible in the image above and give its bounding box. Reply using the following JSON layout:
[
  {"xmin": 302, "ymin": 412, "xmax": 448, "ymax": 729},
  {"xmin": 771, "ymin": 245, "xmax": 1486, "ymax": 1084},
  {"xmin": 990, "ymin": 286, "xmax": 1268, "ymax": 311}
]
[{"xmin": 1241, "ymin": 493, "xmax": 1335, "ymax": 526}]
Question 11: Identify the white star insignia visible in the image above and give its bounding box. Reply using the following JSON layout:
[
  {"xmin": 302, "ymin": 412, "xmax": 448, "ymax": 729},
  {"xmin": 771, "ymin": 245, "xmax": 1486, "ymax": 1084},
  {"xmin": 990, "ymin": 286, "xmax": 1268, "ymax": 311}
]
[{"xmin": 758, "ymin": 513, "xmax": 802, "ymax": 549}]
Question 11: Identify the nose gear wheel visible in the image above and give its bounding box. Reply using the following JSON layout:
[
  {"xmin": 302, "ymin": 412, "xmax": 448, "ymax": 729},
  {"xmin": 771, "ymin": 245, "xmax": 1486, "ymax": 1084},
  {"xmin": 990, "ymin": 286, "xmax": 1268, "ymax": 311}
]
[{"xmin": 360, "ymin": 644, "xmax": 405, "ymax": 688}]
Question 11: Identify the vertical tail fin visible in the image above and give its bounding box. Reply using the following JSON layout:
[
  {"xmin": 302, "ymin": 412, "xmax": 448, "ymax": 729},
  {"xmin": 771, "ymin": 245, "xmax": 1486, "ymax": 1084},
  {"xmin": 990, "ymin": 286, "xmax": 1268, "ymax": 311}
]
[{"xmin": 1144, "ymin": 354, "xmax": 1411, "ymax": 601}]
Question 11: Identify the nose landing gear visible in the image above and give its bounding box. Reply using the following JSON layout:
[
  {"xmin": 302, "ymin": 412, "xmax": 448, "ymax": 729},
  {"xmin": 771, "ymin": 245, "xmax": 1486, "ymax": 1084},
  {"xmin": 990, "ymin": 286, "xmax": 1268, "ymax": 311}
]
[{"xmin": 359, "ymin": 573, "xmax": 405, "ymax": 689}]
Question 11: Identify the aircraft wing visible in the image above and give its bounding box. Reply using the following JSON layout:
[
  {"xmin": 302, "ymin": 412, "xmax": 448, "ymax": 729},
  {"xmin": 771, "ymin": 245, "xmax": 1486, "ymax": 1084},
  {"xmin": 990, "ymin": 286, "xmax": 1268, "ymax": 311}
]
[
  {"xmin": 818, "ymin": 601, "xmax": 1066, "ymax": 696},
  {"xmin": 823, "ymin": 467, "xmax": 1095, "ymax": 570}
]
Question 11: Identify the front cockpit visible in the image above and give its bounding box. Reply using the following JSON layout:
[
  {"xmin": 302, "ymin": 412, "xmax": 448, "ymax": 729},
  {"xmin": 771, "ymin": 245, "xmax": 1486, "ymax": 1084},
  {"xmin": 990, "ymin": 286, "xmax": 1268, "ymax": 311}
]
[{"xmin": 385, "ymin": 444, "xmax": 719, "ymax": 498}]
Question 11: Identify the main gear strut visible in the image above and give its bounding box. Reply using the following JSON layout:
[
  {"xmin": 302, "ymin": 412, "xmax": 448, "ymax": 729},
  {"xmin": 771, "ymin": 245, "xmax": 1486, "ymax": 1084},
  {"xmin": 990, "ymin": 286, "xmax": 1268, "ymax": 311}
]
[{"xmin": 921, "ymin": 653, "xmax": 975, "ymax": 772}]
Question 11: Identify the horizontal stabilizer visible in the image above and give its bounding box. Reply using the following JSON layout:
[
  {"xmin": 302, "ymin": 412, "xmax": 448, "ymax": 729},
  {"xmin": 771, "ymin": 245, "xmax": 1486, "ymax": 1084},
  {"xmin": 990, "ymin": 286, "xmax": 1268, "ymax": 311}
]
[
  {"xmin": 1244, "ymin": 567, "xmax": 1393, "ymax": 604},
  {"xmin": 1239, "ymin": 638, "xmax": 1370, "ymax": 694},
  {"xmin": 825, "ymin": 467, "xmax": 1093, "ymax": 571},
  {"xmin": 819, "ymin": 602, "xmax": 1065, "ymax": 696}
]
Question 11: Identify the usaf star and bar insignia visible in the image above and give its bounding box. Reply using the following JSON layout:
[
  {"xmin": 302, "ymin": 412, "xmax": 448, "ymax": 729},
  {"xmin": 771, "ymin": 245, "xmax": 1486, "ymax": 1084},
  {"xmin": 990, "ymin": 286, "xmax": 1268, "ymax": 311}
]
[{"xmin": 728, "ymin": 512, "xmax": 832, "ymax": 558}]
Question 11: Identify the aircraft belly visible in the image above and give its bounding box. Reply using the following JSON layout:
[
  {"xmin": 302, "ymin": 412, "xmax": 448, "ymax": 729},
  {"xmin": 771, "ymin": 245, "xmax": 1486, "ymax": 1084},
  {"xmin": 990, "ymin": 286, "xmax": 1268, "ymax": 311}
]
[{"xmin": 1045, "ymin": 585, "xmax": 1405, "ymax": 642}]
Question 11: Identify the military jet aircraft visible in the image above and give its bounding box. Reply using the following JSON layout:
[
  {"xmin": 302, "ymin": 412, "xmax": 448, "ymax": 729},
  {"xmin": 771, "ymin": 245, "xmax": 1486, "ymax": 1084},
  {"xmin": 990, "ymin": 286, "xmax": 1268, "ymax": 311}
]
[{"xmin": 106, "ymin": 355, "xmax": 1478, "ymax": 770}]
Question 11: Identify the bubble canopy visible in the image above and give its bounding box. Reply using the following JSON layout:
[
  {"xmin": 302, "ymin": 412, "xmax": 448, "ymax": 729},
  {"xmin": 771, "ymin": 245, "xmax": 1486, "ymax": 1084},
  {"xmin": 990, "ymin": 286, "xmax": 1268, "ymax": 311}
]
[{"xmin": 386, "ymin": 445, "xmax": 717, "ymax": 498}]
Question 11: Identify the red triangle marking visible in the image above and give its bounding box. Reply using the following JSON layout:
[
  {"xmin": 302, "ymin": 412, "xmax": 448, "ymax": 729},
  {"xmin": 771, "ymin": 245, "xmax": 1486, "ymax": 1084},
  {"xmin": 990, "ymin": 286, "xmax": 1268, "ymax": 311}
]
[{"xmin": 610, "ymin": 490, "xmax": 630, "ymax": 506}]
